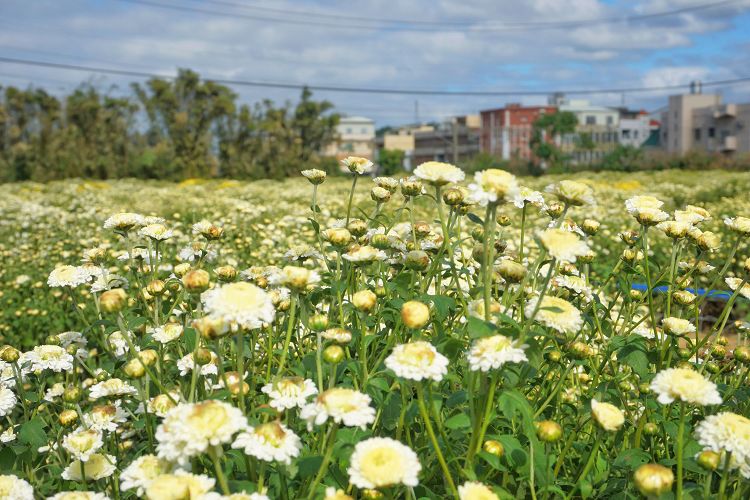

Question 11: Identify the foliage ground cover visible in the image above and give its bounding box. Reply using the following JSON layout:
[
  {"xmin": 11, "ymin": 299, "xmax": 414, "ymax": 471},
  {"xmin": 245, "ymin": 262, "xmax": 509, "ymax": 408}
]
[{"xmin": 0, "ymin": 166, "xmax": 749, "ymax": 499}]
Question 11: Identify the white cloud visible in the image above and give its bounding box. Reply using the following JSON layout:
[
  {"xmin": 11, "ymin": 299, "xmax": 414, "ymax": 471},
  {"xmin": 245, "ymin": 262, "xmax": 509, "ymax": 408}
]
[{"xmin": 0, "ymin": 0, "xmax": 747, "ymax": 124}]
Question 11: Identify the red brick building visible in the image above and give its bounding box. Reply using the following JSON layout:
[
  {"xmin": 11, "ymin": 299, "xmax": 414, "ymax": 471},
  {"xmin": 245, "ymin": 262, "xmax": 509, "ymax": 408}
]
[{"xmin": 480, "ymin": 104, "xmax": 556, "ymax": 161}]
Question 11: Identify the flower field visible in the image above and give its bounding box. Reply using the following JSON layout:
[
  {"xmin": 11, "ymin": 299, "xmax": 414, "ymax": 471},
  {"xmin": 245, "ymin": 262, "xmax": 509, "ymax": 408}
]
[{"xmin": 0, "ymin": 163, "xmax": 749, "ymax": 499}]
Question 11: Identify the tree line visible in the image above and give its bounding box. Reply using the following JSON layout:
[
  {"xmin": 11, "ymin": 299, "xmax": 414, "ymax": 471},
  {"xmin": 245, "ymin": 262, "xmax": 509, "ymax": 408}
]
[{"xmin": 0, "ymin": 69, "xmax": 340, "ymax": 182}]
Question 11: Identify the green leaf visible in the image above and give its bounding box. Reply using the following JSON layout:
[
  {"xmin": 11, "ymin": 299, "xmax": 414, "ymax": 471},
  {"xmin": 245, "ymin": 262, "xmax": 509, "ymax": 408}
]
[
  {"xmin": 444, "ymin": 413, "xmax": 471, "ymax": 430},
  {"xmin": 18, "ymin": 416, "xmax": 47, "ymax": 449},
  {"xmin": 467, "ymin": 212, "xmax": 484, "ymax": 225},
  {"xmin": 613, "ymin": 448, "xmax": 650, "ymax": 470},
  {"xmin": 468, "ymin": 316, "xmax": 497, "ymax": 339},
  {"xmin": 297, "ymin": 455, "xmax": 323, "ymax": 478}
]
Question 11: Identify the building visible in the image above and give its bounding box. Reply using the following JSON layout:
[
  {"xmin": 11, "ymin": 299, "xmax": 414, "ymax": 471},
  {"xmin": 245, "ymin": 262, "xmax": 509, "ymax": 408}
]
[
  {"xmin": 660, "ymin": 83, "xmax": 750, "ymax": 155},
  {"xmin": 376, "ymin": 124, "xmax": 436, "ymax": 171},
  {"xmin": 479, "ymin": 104, "xmax": 556, "ymax": 161},
  {"xmin": 412, "ymin": 115, "xmax": 480, "ymax": 165},
  {"xmin": 554, "ymin": 96, "xmax": 620, "ymax": 164},
  {"xmin": 323, "ymin": 116, "xmax": 376, "ymax": 161},
  {"xmin": 617, "ymin": 109, "xmax": 660, "ymax": 148}
]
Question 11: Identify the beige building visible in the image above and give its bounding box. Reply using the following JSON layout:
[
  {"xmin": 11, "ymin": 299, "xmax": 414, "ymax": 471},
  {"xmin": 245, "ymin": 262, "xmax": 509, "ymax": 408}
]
[
  {"xmin": 324, "ymin": 116, "xmax": 376, "ymax": 161},
  {"xmin": 661, "ymin": 86, "xmax": 750, "ymax": 155}
]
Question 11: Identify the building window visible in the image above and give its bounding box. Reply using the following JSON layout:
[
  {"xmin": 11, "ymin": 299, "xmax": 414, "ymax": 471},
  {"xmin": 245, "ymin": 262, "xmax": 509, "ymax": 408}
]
[
  {"xmin": 694, "ymin": 128, "xmax": 701, "ymax": 141},
  {"xmin": 346, "ymin": 127, "xmax": 353, "ymax": 134},
  {"xmin": 708, "ymin": 127, "xmax": 715, "ymax": 138},
  {"xmin": 622, "ymin": 130, "xmax": 631, "ymax": 139},
  {"xmin": 361, "ymin": 127, "xmax": 368, "ymax": 134},
  {"xmin": 633, "ymin": 130, "xmax": 639, "ymax": 139},
  {"xmin": 606, "ymin": 116, "xmax": 614, "ymax": 125},
  {"xmin": 585, "ymin": 115, "xmax": 596, "ymax": 125}
]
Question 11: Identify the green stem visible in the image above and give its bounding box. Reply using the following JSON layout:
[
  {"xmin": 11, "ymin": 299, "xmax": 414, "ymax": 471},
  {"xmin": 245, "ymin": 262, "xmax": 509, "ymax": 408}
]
[
  {"xmin": 307, "ymin": 424, "xmax": 339, "ymax": 499},
  {"xmin": 416, "ymin": 384, "xmax": 459, "ymax": 499},
  {"xmin": 274, "ymin": 293, "xmax": 297, "ymax": 382},
  {"xmin": 676, "ymin": 402, "xmax": 685, "ymax": 499},
  {"xmin": 345, "ymin": 175, "xmax": 358, "ymax": 226}
]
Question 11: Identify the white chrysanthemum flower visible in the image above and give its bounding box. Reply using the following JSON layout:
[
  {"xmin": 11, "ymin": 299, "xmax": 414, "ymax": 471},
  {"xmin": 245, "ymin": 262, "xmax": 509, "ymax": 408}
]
[
  {"xmin": 301, "ymin": 168, "xmax": 326, "ymax": 184},
  {"xmin": 156, "ymin": 400, "xmax": 247, "ymax": 465},
  {"xmin": 661, "ymin": 317, "xmax": 696, "ymax": 336},
  {"xmin": 347, "ymin": 437, "xmax": 421, "ymax": 489},
  {"xmin": 0, "ymin": 387, "xmax": 16, "ymax": 417},
  {"xmin": 61, "ymin": 453, "xmax": 116, "ymax": 481},
  {"xmin": 591, "ymin": 399, "xmax": 625, "ymax": 432},
  {"xmin": 120, "ymin": 454, "xmax": 174, "ymax": 496},
  {"xmin": 149, "ymin": 323, "xmax": 183, "ymax": 344},
  {"xmin": 283, "ymin": 244, "xmax": 323, "ymax": 262},
  {"xmin": 201, "ymin": 282, "xmax": 275, "ymax": 330},
  {"xmin": 467, "ymin": 169, "xmax": 520, "ymax": 206},
  {"xmin": 232, "ymin": 421, "xmax": 301, "ymax": 465},
  {"xmin": 633, "ymin": 207, "xmax": 669, "ymax": 225},
  {"xmin": 89, "ymin": 378, "xmax": 138, "ymax": 400},
  {"xmin": 340, "ymin": 156, "xmax": 373, "ymax": 174},
  {"xmin": 106, "ymin": 331, "xmax": 131, "ymax": 358},
  {"xmin": 553, "ymin": 275, "xmax": 593, "ymax": 301},
  {"xmin": 49, "ymin": 493, "xmax": 110, "ymax": 500},
  {"xmin": 177, "ymin": 352, "xmax": 219, "ymax": 377},
  {"xmin": 202, "ymin": 493, "xmax": 270, "ymax": 500},
  {"xmin": 385, "ymin": 341, "xmax": 449, "ymax": 382},
  {"xmin": 139, "ymin": 393, "xmax": 180, "ymax": 418},
  {"xmin": 538, "ymin": 228, "xmax": 590, "ymax": 263},
  {"xmin": 374, "ymin": 176, "xmax": 399, "ymax": 192},
  {"xmin": 413, "ymin": 161, "xmax": 465, "ymax": 186},
  {"xmin": 545, "ymin": 180, "xmax": 595, "ymax": 206},
  {"xmin": 467, "ymin": 335, "xmax": 527, "ymax": 372},
  {"xmin": 513, "ymin": 186, "xmax": 546, "ymax": 209},
  {"xmin": 725, "ymin": 278, "xmax": 750, "ymax": 300},
  {"xmin": 269, "ymin": 265, "xmax": 321, "ymax": 290},
  {"xmin": 44, "ymin": 383, "xmax": 65, "ymax": 402},
  {"xmin": 526, "ymin": 296, "xmax": 583, "ymax": 334},
  {"xmin": 657, "ymin": 220, "xmax": 692, "ymax": 239},
  {"xmin": 62, "ymin": 428, "xmax": 104, "ymax": 462},
  {"xmin": 696, "ymin": 412, "xmax": 750, "ymax": 476},
  {"xmin": 1, "ymin": 427, "xmax": 17, "ymax": 443},
  {"xmin": 342, "ymin": 245, "xmax": 387, "ymax": 263},
  {"xmin": 724, "ymin": 216, "xmax": 750, "ymax": 235},
  {"xmin": 458, "ymin": 481, "xmax": 499, "ymax": 500},
  {"xmin": 145, "ymin": 470, "xmax": 215, "ymax": 500},
  {"xmin": 20, "ymin": 345, "xmax": 74, "ymax": 373},
  {"xmin": 261, "ymin": 377, "xmax": 318, "ymax": 411},
  {"xmin": 103, "ymin": 212, "xmax": 145, "ymax": 231},
  {"xmin": 139, "ymin": 223, "xmax": 173, "ymax": 241},
  {"xmin": 650, "ymin": 367, "xmax": 722, "ymax": 406},
  {"xmin": 321, "ymin": 328, "xmax": 352, "ymax": 344},
  {"xmin": 323, "ymin": 488, "xmax": 353, "ymax": 500},
  {"xmin": 47, "ymin": 265, "xmax": 89, "ymax": 288},
  {"xmin": 625, "ymin": 195, "xmax": 663, "ymax": 215},
  {"xmin": 83, "ymin": 403, "xmax": 128, "ymax": 433},
  {"xmin": 300, "ymin": 388, "xmax": 376, "ymax": 430},
  {"xmin": 90, "ymin": 274, "xmax": 130, "ymax": 293},
  {"xmin": 0, "ymin": 474, "xmax": 34, "ymax": 500}
]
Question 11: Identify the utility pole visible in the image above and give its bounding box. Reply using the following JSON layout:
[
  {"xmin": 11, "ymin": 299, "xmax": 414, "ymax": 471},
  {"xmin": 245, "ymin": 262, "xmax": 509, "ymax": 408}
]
[{"xmin": 414, "ymin": 100, "xmax": 420, "ymax": 124}]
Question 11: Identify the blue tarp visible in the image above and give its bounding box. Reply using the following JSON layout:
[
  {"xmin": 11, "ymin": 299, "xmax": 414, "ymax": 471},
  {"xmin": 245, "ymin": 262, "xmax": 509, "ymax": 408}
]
[{"xmin": 630, "ymin": 283, "xmax": 733, "ymax": 301}]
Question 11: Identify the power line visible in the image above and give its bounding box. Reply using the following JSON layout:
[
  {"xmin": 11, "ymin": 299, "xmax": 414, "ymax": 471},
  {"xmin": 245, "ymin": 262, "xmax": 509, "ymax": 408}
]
[
  {"xmin": 1, "ymin": 55, "xmax": 749, "ymax": 97},
  {"xmin": 199, "ymin": 0, "xmax": 743, "ymax": 27},
  {"xmin": 114, "ymin": 0, "xmax": 745, "ymax": 32}
]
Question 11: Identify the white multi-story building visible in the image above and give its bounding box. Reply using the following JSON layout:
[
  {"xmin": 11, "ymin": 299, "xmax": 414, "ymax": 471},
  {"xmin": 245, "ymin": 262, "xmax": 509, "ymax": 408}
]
[
  {"xmin": 660, "ymin": 84, "xmax": 750, "ymax": 155},
  {"xmin": 324, "ymin": 116, "xmax": 376, "ymax": 161}
]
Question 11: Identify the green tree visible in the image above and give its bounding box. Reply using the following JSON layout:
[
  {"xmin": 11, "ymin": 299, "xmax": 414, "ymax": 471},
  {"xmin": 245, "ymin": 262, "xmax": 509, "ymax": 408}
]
[
  {"xmin": 530, "ymin": 111, "xmax": 577, "ymax": 171},
  {"xmin": 132, "ymin": 69, "xmax": 236, "ymax": 179},
  {"xmin": 378, "ymin": 148, "xmax": 405, "ymax": 175}
]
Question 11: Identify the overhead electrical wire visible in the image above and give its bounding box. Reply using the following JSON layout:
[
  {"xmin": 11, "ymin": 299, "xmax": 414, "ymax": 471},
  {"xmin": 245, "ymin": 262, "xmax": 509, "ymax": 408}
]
[
  {"xmin": 113, "ymin": 0, "xmax": 745, "ymax": 32},
  {"xmin": 1, "ymin": 55, "xmax": 749, "ymax": 96}
]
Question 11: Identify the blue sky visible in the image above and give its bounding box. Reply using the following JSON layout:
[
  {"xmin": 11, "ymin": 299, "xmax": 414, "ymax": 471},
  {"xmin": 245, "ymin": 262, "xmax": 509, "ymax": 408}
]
[{"xmin": 1, "ymin": 0, "xmax": 749, "ymax": 125}]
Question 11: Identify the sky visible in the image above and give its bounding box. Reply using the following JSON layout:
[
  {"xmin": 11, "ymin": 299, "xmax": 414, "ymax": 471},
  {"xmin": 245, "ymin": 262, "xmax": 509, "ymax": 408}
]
[{"xmin": 1, "ymin": 0, "xmax": 750, "ymax": 126}]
